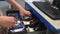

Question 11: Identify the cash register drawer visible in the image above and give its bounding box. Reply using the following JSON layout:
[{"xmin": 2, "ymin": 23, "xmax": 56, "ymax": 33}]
[{"xmin": 7, "ymin": 10, "xmax": 48, "ymax": 34}]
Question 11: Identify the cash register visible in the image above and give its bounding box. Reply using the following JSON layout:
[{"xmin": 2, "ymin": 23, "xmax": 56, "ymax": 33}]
[{"xmin": 25, "ymin": 0, "xmax": 60, "ymax": 34}]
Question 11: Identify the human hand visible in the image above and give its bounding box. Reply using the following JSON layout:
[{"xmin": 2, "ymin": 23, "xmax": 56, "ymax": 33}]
[
  {"xmin": 0, "ymin": 16, "xmax": 17, "ymax": 28},
  {"xmin": 20, "ymin": 9, "xmax": 31, "ymax": 18}
]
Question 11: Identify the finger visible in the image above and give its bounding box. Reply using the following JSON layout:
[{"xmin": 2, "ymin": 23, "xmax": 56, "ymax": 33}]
[
  {"xmin": 26, "ymin": 11, "xmax": 31, "ymax": 16},
  {"xmin": 20, "ymin": 14, "xmax": 24, "ymax": 19},
  {"xmin": 13, "ymin": 17, "xmax": 18, "ymax": 23},
  {"xmin": 12, "ymin": 17, "xmax": 17, "ymax": 24},
  {"xmin": 9, "ymin": 22, "xmax": 15, "ymax": 27}
]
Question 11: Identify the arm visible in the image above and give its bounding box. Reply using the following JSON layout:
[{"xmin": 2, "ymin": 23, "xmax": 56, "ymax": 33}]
[
  {"xmin": 6, "ymin": 0, "xmax": 25, "ymax": 11},
  {"xmin": 6, "ymin": 0, "xmax": 31, "ymax": 17},
  {"xmin": 0, "ymin": 16, "xmax": 16, "ymax": 34}
]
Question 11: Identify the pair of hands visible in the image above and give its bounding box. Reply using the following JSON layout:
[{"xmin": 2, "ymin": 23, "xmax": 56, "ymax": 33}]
[{"xmin": 0, "ymin": 10, "xmax": 31, "ymax": 28}]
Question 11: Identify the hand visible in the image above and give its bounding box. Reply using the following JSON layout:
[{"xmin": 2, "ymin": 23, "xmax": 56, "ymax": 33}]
[
  {"xmin": 20, "ymin": 9, "xmax": 31, "ymax": 18},
  {"xmin": 0, "ymin": 16, "xmax": 16, "ymax": 28}
]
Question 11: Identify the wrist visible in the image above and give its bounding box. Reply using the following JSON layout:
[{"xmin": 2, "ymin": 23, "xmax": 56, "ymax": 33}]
[{"xmin": 20, "ymin": 9, "xmax": 26, "ymax": 12}]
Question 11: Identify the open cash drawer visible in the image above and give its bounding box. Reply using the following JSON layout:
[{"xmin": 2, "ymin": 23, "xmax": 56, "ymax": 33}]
[{"xmin": 6, "ymin": 10, "xmax": 47, "ymax": 34}]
